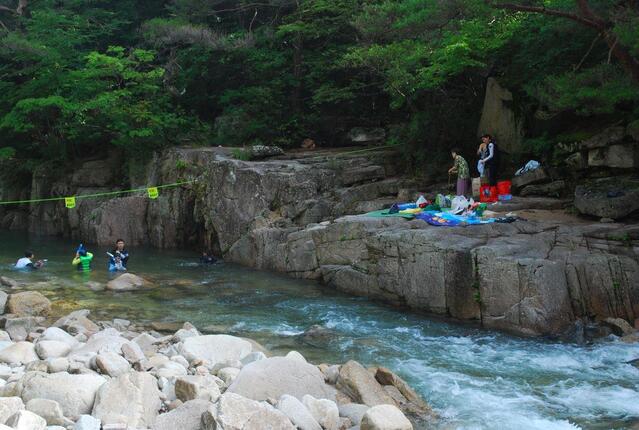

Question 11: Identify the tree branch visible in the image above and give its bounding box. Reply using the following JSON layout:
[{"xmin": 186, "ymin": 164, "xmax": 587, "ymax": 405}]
[{"xmin": 489, "ymin": 2, "xmax": 603, "ymax": 30}]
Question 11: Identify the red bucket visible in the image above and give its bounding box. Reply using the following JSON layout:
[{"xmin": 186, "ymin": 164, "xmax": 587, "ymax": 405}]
[
  {"xmin": 480, "ymin": 185, "xmax": 498, "ymax": 203},
  {"xmin": 497, "ymin": 180, "xmax": 512, "ymax": 196}
]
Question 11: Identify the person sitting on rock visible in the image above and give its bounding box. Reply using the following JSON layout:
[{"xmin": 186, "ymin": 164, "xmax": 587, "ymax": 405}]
[
  {"xmin": 15, "ymin": 251, "xmax": 45, "ymax": 270},
  {"xmin": 73, "ymin": 246, "xmax": 93, "ymax": 272},
  {"xmin": 200, "ymin": 250, "xmax": 217, "ymax": 264},
  {"xmin": 107, "ymin": 239, "xmax": 129, "ymax": 272},
  {"xmin": 448, "ymin": 148, "xmax": 471, "ymax": 197}
]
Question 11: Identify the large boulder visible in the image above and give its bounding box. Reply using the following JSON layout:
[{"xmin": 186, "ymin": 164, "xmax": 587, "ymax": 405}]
[
  {"xmin": 360, "ymin": 405, "xmax": 413, "ymax": 430},
  {"xmin": 0, "ymin": 342, "xmax": 38, "ymax": 365},
  {"xmin": 5, "ymin": 410, "xmax": 47, "ymax": 430},
  {"xmin": 201, "ymin": 393, "xmax": 294, "ymax": 430},
  {"xmin": 152, "ymin": 399, "xmax": 211, "ymax": 430},
  {"xmin": 95, "ymin": 352, "xmax": 131, "ymax": 377},
  {"xmin": 68, "ymin": 332, "xmax": 129, "ymax": 361},
  {"xmin": 276, "ymin": 395, "xmax": 321, "ymax": 430},
  {"xmin": 25, "ymin": 398, "xmax": 72, "ymax": 427},
  {"xmin": 227, "ymin": 357, "xmax": 335, "ymax": 402},
  {"xmin": 477, "ymin": 77, "xmax": 524, "ymax": 155},
  {"xmin": 4, "ymin": 317, "xmax": 41, "ymax": 341},
  {"xmin": 38, "ymin": 327, "xmax": 79, "ymax": 349},
  {"xmin": 53, "ymin": 310, "xmax": 99, "ymax": 337},
  {"xmin": 574, "ymin": 179, "xmax": 639, "ymax": 220},
  {"xmin": 0, "ymin": 291, "xmax": 7, "ymax": 314},
  {"xmin": 35, "ymin": 341, "xmax": 72, "ymax": 360},
  {"xmin": 511, "ymin": 167, "xmax": 549, "ymax": 192},
  {"xmin": 92, "ymin": 371, "xmax": 161, "ymax": 428},
  {"xmin": 0, "ymin": 397, "xmax": 25, "ymax": 424},
  {"xmin": 18, "ymin": 372, "xmax": 106, "ymax": 418},
  {"xmin": 106, "ymin": 273, "xmax": 147, "ymax": 292},
  {"xmin": 588, "ymin": 144, "xmax": 637, "ymax": 169},
  {"xmin": 374, "ymin": 368, "xmax": 432, "ymax": 415},
  {"xmin": 175, "ymin": 375, "xmax": 222, "ymax": 403},
  {"xmin": 6, "ymin": 292, "xmax": 51, "ymax": 317},
  {"xmin": 180, "ymin": 335, "xmax": 252, "ymax": 366},
  {"xmin": 302, "ymin": 395, "xmax": 339, "ymax": 430},
  {"xmin": 336, "ymin": 361, "xmax": 395, "ymax": 407},
  {"xmin": 579, "ymin": 126, "xmax": 625, "ymax": 149}
]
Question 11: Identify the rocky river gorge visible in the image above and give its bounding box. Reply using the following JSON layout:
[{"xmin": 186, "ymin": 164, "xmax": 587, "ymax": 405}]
[{"xmin": 0, "ymin": 145, "xmax": 638, "ymax": 429}]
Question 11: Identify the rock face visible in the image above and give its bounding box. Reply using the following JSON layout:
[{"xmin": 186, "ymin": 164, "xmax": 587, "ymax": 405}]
[
  {"xmin": 18, "ymin": 372, "xmax": 106, "ymax": 418},
  {"xmin": 574, "ymin": 178, "xmax": 639, "ymax": 220},
  {"xmin": 92, "ymin": 371, "xmax": 161, "ymax": 428},
  {"xmin": 477, "ymin": 77, "xmax": 524, "ymax": 155},
  {"xmin": 106, "ymin": 273, "xmax": 147, "ymax": 291},
  {"xmin": 6, "ymin": 292, "xmax": 51, "ymax": 317},
  {"xmin": 0, "ymin": 342, "xmax": 38, "ymax": 365},
  {"xmin": 228, "ymin": 357, "xmax": 335, "ymax": 402}
]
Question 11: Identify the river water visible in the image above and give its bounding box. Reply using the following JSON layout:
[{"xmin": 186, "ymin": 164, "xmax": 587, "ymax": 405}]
[{"xmin": 0, "ymin": 231, "xmax": 637, "ymax": 430}]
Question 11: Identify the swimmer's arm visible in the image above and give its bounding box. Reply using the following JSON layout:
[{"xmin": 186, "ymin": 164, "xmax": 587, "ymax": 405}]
[{"xmin": 72, "ymin": 257, "xmax": 81, "ymax": 265}]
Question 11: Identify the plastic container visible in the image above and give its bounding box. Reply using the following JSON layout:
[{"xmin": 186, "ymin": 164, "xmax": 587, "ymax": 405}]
[
  {"xmin": 480, "ymin": 185, "xmax": 498, "ymax": 203},
  {"xmin": 497, "ymin": 180, "xmax": 512, "ymax": 196},
  {"xmin": 498, "ymin": 194, "xmax": 512, "ymax": 201}
]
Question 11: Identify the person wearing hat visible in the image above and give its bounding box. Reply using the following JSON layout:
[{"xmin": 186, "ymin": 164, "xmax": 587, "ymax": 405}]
[{"xmin": 72, "ymin": 244, "xmax": 93, "ymax": 272}]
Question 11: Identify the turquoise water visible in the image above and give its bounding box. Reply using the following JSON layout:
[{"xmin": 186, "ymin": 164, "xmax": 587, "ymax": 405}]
[{"xmin": 1, "ymin": 231, "xmax": 638, "ymax": 430}]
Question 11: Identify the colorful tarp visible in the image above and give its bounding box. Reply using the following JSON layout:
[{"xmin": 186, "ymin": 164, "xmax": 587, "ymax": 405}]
[
  {"xmin": 416, "ymin": 211, "xmax": 496, "ymax": 227},
  {"xmin": 363, "ymin": 209, "xmax": 416, "ymax": 219}
]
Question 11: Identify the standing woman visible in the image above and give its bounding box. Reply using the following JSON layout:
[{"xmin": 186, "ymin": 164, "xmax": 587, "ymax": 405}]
[{"xmin": 478, "ymin": 134, "xmax": 499, "ymax": 186}]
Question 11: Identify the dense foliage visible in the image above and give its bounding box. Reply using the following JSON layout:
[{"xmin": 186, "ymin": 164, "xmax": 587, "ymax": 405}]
[{"xmin": 0, "ymin": 0, "xmax": 638, "ymax": 171}]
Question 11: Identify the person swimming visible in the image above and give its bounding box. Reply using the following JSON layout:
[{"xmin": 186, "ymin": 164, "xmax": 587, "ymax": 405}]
[
  {"xmin": 15, "ymin": 251, "xmax": 45, "ymax": 270},
  {"xmin": 200, "ymin": 250, "xmax": 217, "ymax": 264},
  {"xmin": 107, "ymin": 239, "xmax": 129, "ymax": 272},
  {"xmin": 72, "ymin": 244, "xmax": 93, "ymax": 272}
]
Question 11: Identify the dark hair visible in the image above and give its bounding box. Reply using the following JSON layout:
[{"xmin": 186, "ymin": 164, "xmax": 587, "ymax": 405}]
[
  {"xmin": 79, "ymin": 250, "xmax": 88, "ymax": 257},
  {"xmin": 25, "ymin": 251, "xmax": 34, "ymax": 258},
  {"xmin": 116, "ymin": 239, "xmax": 124, "ymax": 244},
  {"xmin": 482, "ymin": 134, "xmax": 493, "ymax": 141},
  {"xmin": 451, "ymin": 148, "xmax": 460, "ymax": 155}
]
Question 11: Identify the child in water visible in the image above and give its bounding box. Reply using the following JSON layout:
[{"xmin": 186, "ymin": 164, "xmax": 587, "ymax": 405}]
[{"xmin": 72, "ymin": 244, "xmax": 93, "ymax": 272}]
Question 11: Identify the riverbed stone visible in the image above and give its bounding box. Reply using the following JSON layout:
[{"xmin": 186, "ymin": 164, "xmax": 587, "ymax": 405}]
[
  {"xmin": 68, "ymin": 332, "xmax": 128, "ymax": 361},
  {"xmin": 53, "ymin": 310, "xmax": 99, "ymax": 337},
  {"xmin": 0, "ymin": 397, "xmax": 25, "ymax": 424},
  {"xmin": 574, "ymin": 178, "xmax": 639, "ymax": 220},
  {"xmin": 5, "ymin": 409, "xmax": 47, "ymax": 430},
  {"xmin": 35, "ymin": 341, "xmax": 71, "ymax": 360},
  {"xmin": 106, "ymin": 273, "xmax": 147, "ymax": 292},
  {"xmin": 336, "ymin": 361, "xmax": 396, "ymax": 407},
  {"xmin": 228, "ymin": 357, "xmax": 335, "ymax": 402},
  {"xmin": 39, "ymin": 327, "xmax": 79, "ymax": 349},
  {"xmin": 0, "ymin": 342, "xmax": 38, "ymax": 365},
  {"xmin": 0, "ymin": 277, "xmax": 18, "ymax": 289},
  {"xmin": 5, "ymin": 317, "xmax": 42, "ymax": 341},
  {"xmin": 18, "ymin": 371, "xmax": 106, "ymax": 418},
  {"xmin": 217, "ymin": 367, "xmax": 240, "ymax": 385},
  {"xmin": 46, "ymin": 357, "xmax": 69, "ymax": 374},
  {"xmin": 303, "ymin": 394, "xmax": 339, "ymax": 430},
  {"xmin": 175, "ymin": 375, "xmax": 222, "ymax": 402},
  {"xmin": 360, "ymin": 404, "xmax": 412, "ymax": 430},
  {"xmin": 7, "ymin": 292, "xmax": 51, "ymax": 317},
  {"xmin": 0, "ymin": 292, "xmax": 7, "ymax": 315},
  {"xmin": 602, "ymin": 317, "xmax": 635, "ymax": 336},
  {"xmin": 338, "ymin": 403, "xmax": 369, "ymax": 426},
  {"xmin": 25, "ymin": 398, "xmax": 72, "ymax": 427},
  {"xmin": 152, "ymin": 399, "xmax": 210, "ymax": 430},
  {"xmin": 375, "ymin": 368, "xmax": 432, "ymax": 414},
  {"xmin": 202, "ymin": 392, "xmax": 294, "ymax": 430},
  {"xmin": 156, "ymin": 361, "xmax": 188, "ymax": 379},
  {"xmin": 276, "ymin": 395, "xmax": 321, "ymax": 430},
  {"xmin": 92, "ymin": 371, "xmax": 161, "ymax": 428},
  {"xmin": 180, "ymin": 335, "xmax": 252, "ymax": 366},
  {"xmin": 73, "ymin": 415, "xmax": 101, "ymax": 430},
  {"xmin": 120, "ymin": 341, "xmax": 145, "ymax": 364},
  {"xmin": 95, "ymin": 352, "xmax": 131, "ymax": 377}
]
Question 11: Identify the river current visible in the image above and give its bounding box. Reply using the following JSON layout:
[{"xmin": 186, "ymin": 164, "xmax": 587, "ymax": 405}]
[{"xmin": 0, "ymin": 231, "xmax": 637, "ymax": 430}]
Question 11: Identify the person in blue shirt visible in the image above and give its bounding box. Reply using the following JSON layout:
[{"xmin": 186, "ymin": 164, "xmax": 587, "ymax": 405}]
[{"xmin": 107, "ymin": 239, "xmax": 129, "ymax": 272}]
